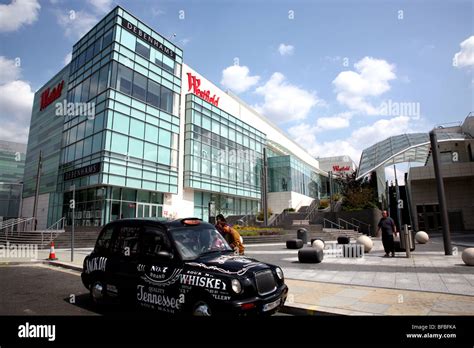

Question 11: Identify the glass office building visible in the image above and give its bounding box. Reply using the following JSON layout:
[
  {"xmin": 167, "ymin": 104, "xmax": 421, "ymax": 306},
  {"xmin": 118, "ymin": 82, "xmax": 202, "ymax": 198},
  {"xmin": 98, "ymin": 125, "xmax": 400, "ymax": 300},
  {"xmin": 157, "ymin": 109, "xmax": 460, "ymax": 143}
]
[{"xmin": 22, "ymin": 6, "xmax": 183, "ymax": 227}]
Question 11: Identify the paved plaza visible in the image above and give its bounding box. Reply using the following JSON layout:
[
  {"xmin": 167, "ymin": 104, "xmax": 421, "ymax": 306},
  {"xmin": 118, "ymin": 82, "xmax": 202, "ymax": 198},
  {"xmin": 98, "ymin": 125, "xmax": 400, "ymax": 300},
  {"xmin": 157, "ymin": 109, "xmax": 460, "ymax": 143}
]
[{"xmin": 1, "ymin": 233, "xmax": 473, "ymax": 315}]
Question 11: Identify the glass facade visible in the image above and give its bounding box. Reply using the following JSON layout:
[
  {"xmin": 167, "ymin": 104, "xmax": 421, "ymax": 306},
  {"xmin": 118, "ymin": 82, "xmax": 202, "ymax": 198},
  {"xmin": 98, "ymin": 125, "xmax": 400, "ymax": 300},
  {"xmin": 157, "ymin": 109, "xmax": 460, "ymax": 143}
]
[
  {"xmin": 53, "ymin": 7, "xmax": 183, "ymax": 226},
  {"xmin": 268, "ymin": 155, "xmax": 325, "ymax": 199},
  {"xmin": 184, "ymin": 94, "xmax": 265, "ymax": 220},
  {"xmin": 21, "ymin": 66, "xmax": 70, "ymax": 226},
  {"xmin": 0, "ymin": 141, "xmax": 26, "ymax": 218}
]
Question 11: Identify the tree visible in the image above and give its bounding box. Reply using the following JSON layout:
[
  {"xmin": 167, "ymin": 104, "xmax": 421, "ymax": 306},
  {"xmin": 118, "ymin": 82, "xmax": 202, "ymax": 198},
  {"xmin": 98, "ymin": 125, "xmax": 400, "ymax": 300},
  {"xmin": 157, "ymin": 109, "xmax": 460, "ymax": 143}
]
[{"xmin": 335, "ymin": 172, "xmax": 378, "ymax": 211}]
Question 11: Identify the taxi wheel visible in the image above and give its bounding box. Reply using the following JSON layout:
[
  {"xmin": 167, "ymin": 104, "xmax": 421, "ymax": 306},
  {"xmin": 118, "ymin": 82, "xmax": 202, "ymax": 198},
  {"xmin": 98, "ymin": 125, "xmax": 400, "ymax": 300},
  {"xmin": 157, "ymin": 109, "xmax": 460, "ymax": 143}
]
[
  {"xmin": 90, "ymin": 279, "xmax": 106, "ymax": 305},
  {"xmin": 192, "ymin": 301, "xmax": 212, "ymax": 317}
]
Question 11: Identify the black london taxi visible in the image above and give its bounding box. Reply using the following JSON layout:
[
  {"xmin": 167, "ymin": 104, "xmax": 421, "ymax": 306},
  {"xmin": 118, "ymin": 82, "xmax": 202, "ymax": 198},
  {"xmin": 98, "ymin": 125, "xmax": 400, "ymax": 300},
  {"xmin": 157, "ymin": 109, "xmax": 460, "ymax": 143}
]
[{"xmin": 81, "ymin": 218, "xmax": 288, "ymax": 316}]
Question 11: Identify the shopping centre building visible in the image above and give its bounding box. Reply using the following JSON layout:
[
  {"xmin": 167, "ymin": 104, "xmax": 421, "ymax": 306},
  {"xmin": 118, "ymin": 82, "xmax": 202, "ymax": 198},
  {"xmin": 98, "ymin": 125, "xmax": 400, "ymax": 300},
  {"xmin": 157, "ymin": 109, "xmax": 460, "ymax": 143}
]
[{"xmin": 20, "ymin": 6, "xmax": 329, "ymax": 228}]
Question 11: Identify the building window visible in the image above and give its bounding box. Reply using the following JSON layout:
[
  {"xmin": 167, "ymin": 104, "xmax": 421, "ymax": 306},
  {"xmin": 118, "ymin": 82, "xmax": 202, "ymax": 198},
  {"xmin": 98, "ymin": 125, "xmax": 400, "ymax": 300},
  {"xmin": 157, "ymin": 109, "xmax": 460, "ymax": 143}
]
[
  {"xmin": 158, "ymin": 146, "xmax": 171, "ymax": 165},
  {"xmin": 158, "ymin": 129, "xmax": 171, "ymax": 148},
  {"xmin": 160, "ymin": 86, "xmax": 173, "ymax": 114},
  {"xmin": 117, "ymin": 64, "xmax": 133, "ymax": 95},
  {"xmin": 129, "ymin": 138, "xmax": 144, "ymax": 158},
  {"xmin": 81, "ymin": 77, "xmax": 91, "ymax": 103},
  {"xmin": 93, "ymin": 37, "xmax": 102, "ymax": 56},
  {"xmin": 111, "ymin": 133, "xmax": 128, "ymax": 155},
  {"xmin": 85, "ymin": 44, "xmax": 94, "ymax": 62},
  {"xmin": 97, "ymin": 64, "xmax": 110, "ymax": 95},
  {"xmin": 89, "ymin": 71, "xmax": 99, "ymax": 99},
  {"xmin": 132, "ymin": 71, "xmax": 147, "ymax": 102},
  {"xmin": 147, "ymin": 79, "xmax": 161, "ymax": 108},
  {"xmin": 155, "ymin": 58, "xmax": 174, "ymax": 74},
  {"xmin": 102, "ymin": 29, "xmax": 113, "ymax": 48},
  {"xmin": 135, "ymin": 41, "xmax": 150, "ymax": 59}
]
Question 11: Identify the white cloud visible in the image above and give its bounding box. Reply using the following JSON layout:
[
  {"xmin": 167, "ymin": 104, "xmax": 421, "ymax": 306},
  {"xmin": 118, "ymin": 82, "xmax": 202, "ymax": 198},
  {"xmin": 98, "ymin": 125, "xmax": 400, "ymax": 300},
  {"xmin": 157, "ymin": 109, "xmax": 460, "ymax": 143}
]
[
  {"xmin": 56, "ymin": 9, "xmax": 98, "ymax": 40},
  {"xmin": 87, "ymin": 0, "xmax": 113, "ymax": 14},
  {"xmin": 0, "ymin": 56, "xmax": 21, "ymax": 84},
  {"xmin": 0, "ymin": 56, "xmax": 34, "ymax": 143},
  {"xmin": 0, "ymin": 0, "xmax": 40, "ymax": 33},
  {"xmin": 332, "ymin": 57, "xmax": 396, "ymax": 115},
  {"xmin": 278, "ymin": 43, "xmax": 294, "ymax": 56},
  {"xmin": 0, "ymin": 80, "xmax": 33, "ymax": 123},
  {"xmin": 316, "ymin": 112, "xmax": 352, "ymax": 131},
  {"xmin": 453, "ymin": 35, "xmax": 474, "ymax": 68},
  {"xmin": 288, "ymin": 115, "xmax": 422, "ymax": 165},
  {"xmin": 221, "ymin": 65, "xmax": 260, "ymax": 94},
  {"xmin": 288, "ymin": 123, "xmax": 361, "ymax": 164},
  {"xmin": 254, "ymin": 72, "xmax": 323, "ymax": 123},
  {"xmin": 0, "ymin": 121, "xmax": 30, "ymax": 143},
  {"xmin": 64, "ymin": 52, "xmax": 72, "ymax": 66}
]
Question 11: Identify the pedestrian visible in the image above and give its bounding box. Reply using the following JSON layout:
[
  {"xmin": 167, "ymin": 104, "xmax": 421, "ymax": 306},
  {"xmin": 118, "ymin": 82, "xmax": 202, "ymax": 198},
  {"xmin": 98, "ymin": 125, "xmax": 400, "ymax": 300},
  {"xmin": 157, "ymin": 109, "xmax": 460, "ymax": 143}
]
[
  {"xmin": 376, "ymin": 210, "xmax": 398, "ymax": 257},
  {"xmin": 215, "ymin": 214, "xmax": 245, "ymax": 255}
]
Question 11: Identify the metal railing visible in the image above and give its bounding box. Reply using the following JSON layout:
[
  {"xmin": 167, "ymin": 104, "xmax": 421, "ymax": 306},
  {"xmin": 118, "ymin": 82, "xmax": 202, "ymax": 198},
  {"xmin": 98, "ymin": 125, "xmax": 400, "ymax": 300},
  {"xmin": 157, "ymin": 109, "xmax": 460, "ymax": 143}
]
[
  {"xmin": 0, "ymin": 230, "xmax": 64, "ymax": 249},
  {"xmin": 47, "ymin": 217, "xmax": 66, "ymax": 231},
  {"xmin": 268, "ymin": 210, "xmax": 286, "ymax": 226},
  {"xmin": 0, "ymin": 217, "xmax": 65, "ymax": 249},
  {"xmin": 0, "ymin": 217, "xmax": 35, "ymax": 233},
  {"xmin": 236, "ymin": 210, "xmax": 258, "ymax": 226},
  {"xmin": 351, "ymin": 218, "xmax": 372, "ymax": 235},
  {"xmin": 304, "ymin": 199, "xmax": 320, "ymax": 222},
  {"xmin": 338, "ymin": 218, "xmax": 360, "ymax": 232},
  {"xmin": 323, "ymin": 218, "xmax": 343, "ymax": 230}
]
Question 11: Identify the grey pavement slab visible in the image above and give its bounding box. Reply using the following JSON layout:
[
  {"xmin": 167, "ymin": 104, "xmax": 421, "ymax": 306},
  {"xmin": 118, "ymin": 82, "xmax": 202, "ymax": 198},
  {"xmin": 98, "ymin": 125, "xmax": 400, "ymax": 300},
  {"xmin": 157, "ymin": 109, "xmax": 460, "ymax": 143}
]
[{"xmin": 349, "ymin": 301, "xmax": 391, "ymax": 314}]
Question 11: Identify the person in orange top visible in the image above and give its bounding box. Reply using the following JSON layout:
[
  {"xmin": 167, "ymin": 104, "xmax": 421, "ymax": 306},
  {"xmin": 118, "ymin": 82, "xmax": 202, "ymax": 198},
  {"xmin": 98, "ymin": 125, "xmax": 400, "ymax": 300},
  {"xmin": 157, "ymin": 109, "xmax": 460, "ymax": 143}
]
[{"xmin": 215, "ymin": 214, "xmax": 245, "ymax": 255}]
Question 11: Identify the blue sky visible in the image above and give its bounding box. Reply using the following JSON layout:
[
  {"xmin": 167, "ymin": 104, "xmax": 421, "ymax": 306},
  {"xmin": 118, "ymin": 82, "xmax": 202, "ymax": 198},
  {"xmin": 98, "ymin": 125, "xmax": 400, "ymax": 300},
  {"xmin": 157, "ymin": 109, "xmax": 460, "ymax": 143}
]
[{"xmin": 0, "ymin": 0, "xmax": 472, "ymax": 171}]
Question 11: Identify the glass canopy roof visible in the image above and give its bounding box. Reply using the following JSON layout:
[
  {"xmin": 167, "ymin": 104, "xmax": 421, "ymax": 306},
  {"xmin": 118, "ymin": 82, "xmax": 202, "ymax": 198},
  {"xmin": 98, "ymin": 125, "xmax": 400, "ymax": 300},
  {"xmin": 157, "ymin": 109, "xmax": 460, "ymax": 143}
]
[{"xmin": 356, "ymin": 132, "xmax": 472, "ymax": 180}]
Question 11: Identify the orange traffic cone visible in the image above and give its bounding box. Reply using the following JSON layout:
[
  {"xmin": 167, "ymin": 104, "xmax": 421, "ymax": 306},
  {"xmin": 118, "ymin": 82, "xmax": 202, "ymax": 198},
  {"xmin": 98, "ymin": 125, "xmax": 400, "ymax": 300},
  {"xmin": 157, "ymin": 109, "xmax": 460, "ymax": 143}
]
[{"xmin": 48, "ymin": 241, "xmax": 58, "ymax": 260}]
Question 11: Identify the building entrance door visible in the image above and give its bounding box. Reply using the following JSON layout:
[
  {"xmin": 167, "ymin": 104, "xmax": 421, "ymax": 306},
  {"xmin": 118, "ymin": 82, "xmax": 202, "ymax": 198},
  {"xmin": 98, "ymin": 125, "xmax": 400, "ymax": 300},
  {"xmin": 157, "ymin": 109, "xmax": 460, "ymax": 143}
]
[
  {"xmin": 416, "ymin": 204, "xmax": 441, "ymax": 232},
  {"xmin": 136, "ymin": 203, "xmax": 163, "ymax": 218}
]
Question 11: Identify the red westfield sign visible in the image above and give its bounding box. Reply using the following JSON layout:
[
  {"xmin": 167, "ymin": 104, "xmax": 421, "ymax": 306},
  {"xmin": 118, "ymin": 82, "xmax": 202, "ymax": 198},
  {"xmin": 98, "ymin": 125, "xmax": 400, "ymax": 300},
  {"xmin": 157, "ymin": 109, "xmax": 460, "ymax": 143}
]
[
  {"xmin": 40, "ymin": 80, "xmax": 64, "ymax": 111},
  {"xmin": 332, "ymin": 165, "xmax": 350, "ymax": 172},
  {"xmin": 187, "ymin": 73, "xmax": 219, "ymax": 107}
]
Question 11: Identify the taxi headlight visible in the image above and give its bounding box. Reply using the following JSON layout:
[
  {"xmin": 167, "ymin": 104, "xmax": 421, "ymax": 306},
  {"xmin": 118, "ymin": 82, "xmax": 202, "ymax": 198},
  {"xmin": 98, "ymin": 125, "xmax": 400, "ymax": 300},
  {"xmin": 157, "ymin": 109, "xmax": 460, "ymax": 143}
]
[
  {"xmin": 276, "ymin": 267, "xmax": 284, "ymax": 280},
  {"xmin": 231, "ymin": 279, "xmax": 242, "ymax": 293}
]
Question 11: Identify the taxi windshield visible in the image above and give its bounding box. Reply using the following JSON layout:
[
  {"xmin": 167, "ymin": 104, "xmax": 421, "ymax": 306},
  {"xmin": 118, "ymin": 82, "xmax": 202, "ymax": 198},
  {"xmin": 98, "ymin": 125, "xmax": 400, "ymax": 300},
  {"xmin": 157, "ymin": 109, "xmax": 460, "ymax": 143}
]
[{"xmin": 170, "ymin": 227, "xmax": 233, "ymax": 260}]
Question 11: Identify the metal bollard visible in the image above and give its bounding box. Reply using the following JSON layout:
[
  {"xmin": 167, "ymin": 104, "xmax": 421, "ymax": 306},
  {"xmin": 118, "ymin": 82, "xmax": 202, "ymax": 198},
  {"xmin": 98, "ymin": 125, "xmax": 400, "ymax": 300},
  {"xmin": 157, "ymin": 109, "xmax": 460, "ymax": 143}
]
[{"xmin": 404, "ymin": 224, "xmax": 411, "ymax": 258}]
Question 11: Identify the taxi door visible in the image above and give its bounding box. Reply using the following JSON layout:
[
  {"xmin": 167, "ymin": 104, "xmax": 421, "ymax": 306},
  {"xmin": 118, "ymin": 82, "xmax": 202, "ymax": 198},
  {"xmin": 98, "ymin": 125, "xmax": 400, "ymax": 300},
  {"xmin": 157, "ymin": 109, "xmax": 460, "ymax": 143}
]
[
  {"xmin": 136, "ymin": 225, "xmax": 182, "ymax": 314},
  {"xmin": 109, "ymin": 221, "xmax": 141, "ymax": 302}
]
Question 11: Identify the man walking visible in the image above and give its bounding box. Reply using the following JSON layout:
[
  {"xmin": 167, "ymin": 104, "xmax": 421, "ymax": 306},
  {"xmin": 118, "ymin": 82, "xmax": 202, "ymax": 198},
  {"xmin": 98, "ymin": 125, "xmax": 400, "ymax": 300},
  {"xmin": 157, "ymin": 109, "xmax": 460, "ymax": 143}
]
[{"xmin": 376, "ymin": 210, "xmax": 398, "ymax": 257}]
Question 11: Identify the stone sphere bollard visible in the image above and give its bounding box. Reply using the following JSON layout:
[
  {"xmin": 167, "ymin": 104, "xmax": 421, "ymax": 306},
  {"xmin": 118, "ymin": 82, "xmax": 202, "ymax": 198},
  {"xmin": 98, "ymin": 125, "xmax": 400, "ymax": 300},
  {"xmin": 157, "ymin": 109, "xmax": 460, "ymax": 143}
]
[
  {"xmin": 415, "ymin": 231, "xmax": 429, "ymax": 244},
  {"xmin": 461, "ymin": 248, "xmax": 474, "ymax": 266},
  {"xmin": 312, "ymin": 239, "xmax": 325, "ymax": 250},
  {"xmin": 356, "ymin": 235, "xmax": 373, "ymax": 253}
]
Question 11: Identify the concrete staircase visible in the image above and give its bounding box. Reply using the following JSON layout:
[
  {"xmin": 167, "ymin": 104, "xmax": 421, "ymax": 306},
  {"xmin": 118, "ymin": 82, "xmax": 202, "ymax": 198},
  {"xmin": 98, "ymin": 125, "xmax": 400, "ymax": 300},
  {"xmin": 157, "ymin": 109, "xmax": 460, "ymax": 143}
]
[{"xmin": 53, "ymin": 226, "xmax": 101, "ymax": 249}]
